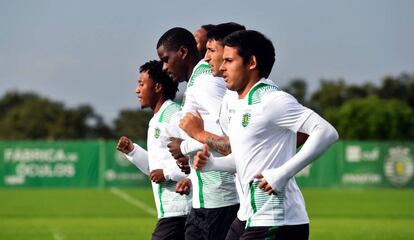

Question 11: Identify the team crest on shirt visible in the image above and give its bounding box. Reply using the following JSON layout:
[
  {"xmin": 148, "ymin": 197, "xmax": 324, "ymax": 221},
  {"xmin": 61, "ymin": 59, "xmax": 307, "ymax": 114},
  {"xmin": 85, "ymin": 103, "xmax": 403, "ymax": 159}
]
[
  {"xmin": 154, "ymin": 127, "xmax": 161, "ymax": 138},
  {"xmin": 242, "ymin": 112, "xmax": 251, "ymax": 127}
]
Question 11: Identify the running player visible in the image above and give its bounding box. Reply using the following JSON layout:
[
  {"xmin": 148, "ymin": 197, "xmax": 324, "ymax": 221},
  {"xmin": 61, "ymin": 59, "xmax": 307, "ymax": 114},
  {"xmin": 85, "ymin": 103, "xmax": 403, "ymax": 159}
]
[
  {"xmin": 179, "ymin": 23, "xmax": 308, "ymax": 240},
  {"xmin": 116, "ymin": 60, "xmax": 190, "ymax": 240},
  {"xmin": 156, "ymin": 27, "xmax": 239, "ymax": 240},
  {"xmin": 194, "ymin": 30, "xmax": 339, "ymax": 240}
]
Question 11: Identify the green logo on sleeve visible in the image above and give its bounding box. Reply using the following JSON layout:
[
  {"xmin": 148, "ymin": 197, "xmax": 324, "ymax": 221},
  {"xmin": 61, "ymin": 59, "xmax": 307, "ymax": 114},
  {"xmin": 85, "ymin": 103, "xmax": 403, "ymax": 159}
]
[{"xmin": 242, "ymin": 112, "xmax": 251, "ymax": 127}]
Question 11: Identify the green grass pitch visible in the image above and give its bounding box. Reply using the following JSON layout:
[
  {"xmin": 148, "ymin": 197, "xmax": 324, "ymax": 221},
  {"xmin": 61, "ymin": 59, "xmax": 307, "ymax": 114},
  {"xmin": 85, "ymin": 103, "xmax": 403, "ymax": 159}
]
[{"xmin": 1, "ymin": 188, "xmax": 414, "ymax": 240}]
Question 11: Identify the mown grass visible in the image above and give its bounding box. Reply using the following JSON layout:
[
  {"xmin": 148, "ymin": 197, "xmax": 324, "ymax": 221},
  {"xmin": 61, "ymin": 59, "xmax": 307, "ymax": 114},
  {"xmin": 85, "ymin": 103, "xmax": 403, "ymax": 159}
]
[{"xmin": 1, "ymin": 188, "xmax": 413, "ymax": 240}]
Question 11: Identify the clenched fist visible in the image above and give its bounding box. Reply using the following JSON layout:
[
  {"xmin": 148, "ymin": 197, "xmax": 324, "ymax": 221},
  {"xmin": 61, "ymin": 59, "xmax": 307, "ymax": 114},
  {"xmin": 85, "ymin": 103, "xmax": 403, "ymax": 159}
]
[
  {"xmin": 176, "ymin": 178, "xmax": 192, "ymax": 195},
  {"xmin": 116, "ymin": 136, "xmax": 134, "ymax": 154}
]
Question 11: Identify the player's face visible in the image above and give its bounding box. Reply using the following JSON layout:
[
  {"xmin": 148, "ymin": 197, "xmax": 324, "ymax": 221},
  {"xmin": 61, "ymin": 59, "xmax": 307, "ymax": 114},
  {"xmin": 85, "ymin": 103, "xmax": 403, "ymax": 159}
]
[
  {"xmin": 220, "ymin": 46, "xmax": 250, "ymax": 93},
  {"xmin": 157, "ymin": 45, "xmax": 186, "ymax": 83},
  {"xmin": 194, "ymin": 27, "xmax": 208, "ymax": 56},
  {"xmin": 136, "ymin": 71, "xmax": 156, "ymax": 109},
  {"xmin": 204, "ymin": 39, "xmax": 224, "ymax": 77}
]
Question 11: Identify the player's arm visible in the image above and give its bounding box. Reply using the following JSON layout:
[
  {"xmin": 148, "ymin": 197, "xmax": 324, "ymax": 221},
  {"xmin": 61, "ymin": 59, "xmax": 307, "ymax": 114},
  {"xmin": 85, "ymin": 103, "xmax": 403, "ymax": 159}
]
[
  {"xmin": 176, "ymin": 178, "xmax": 192, "ymax": 195},
  {"xmin": 180, "ymin": 111, "xmax": 231, "ymax": 155},
  {"xmin": 258, "ymin": 111, "xmax": 338, "ymax": 194},
  {"xmin": 116, "ymin": 136, "xmax": 149, "ymax": 175},
  {"xmin": 193, "ymin": 145, "xmax": 236, "ymax": 173},
  {"xmin": 162, "ymin": 158, "xmax": 189, "ymax": 182},
  {"xmin": 149, "ymin": 163, "xmax": 188, "ymax": 183},
  {"xmin": 297, "ymin": 132, "xmax": 309, "ymax": 147}
]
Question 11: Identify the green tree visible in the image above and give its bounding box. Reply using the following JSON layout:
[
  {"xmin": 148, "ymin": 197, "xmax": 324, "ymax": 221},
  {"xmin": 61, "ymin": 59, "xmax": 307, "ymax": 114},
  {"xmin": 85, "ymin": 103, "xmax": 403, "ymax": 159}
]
[
  {"xmin": 113, "ymin": 109, "xmax": 152, "ymax": 140},
  {"xmin": 377, "ymin": 73, "xmax": 414, "ymax": 109},
  {"xmin": 325, "ymin": 96, "xmax": 414, "ymax": 140},
  {"xmin": 283, "ymin": 78, "xmax": 308, "ymax": 104},
  {"xmin": 0, "ymin": 91, "xmax": 113, "ymax": 139},
  {"xmin": 309, "ymin": 79, "xmax": 347, "ymax": 114}
]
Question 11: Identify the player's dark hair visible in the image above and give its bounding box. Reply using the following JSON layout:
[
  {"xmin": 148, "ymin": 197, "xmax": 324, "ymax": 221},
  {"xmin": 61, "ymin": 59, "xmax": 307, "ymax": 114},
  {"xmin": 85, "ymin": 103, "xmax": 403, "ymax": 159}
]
[
  {"xmin": 201, "ymin": 24, "xmax": 216, "ymax": 33},
  {"xmin": 207, "ymin": 22, "xmax": 246, "ymax": 42},
  {"xmin": 156, "ymin": 27, "xmax": 198, "ymax": 56},
  {"xmin": 223, "ymin": 30, "xmax": 275, "ymax": 78},
  {"xmin": 139, "ymin": 60, "xmax": 178, "ymax": 100}
]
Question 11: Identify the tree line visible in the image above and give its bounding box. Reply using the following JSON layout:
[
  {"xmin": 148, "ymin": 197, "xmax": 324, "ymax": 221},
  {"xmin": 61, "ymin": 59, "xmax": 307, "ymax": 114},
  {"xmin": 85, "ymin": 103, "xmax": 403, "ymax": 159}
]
[{"xmin": 1, "ymin": 72, "xmax": 413, "ymax": 140}]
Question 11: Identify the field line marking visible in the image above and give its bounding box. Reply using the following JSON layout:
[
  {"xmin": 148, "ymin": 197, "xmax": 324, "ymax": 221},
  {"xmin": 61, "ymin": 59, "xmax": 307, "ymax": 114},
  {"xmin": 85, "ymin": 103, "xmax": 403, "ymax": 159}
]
[
  {"xmin": 109, "ymin": 187, "xmax": 157, "ymax": 216},
  {"xmin": 50, "ymin": 227, "xmax": 65, "ymax": 240}
]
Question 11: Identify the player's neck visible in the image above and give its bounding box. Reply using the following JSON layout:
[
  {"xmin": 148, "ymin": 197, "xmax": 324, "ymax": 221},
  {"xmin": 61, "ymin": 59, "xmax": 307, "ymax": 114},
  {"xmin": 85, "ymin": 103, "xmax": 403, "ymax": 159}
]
[
  {"xmin": 152, "ymin": 96, "xmax": 166, "ymax": 113},
  {"xmin": 186, "ymin": 55, "xmax": 201, "ymax": 81},
  {"xmin": 238, "ymin": 74, "xmax": 261, "ymax": 99}
]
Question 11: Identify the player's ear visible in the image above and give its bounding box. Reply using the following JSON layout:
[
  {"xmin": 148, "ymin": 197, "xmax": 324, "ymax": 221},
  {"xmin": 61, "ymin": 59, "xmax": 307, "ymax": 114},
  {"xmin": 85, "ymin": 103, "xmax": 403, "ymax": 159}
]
[
  {"xmin": 178, "ymin": 46, "xmax": 188, "ymax": 60},
  {"xmin": 155, "ymin": 82, "xmax": 163, "ymax": 94},
  {"xmin": 248, "ymin": 55, "xmax": 257, "ymax": 71}
]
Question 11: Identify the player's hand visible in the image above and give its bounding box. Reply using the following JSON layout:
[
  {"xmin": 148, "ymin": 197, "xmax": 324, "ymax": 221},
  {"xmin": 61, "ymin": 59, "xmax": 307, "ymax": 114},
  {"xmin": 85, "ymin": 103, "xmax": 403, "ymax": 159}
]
[
  {"xmin": 176, "ymin": 155, "xmax": 191, "ymax": 174},
  {"xmin": 150, "ymin": 169, "xmax": 166, "ymax": 183},
  {"xmin": 179, "ymin": 111, "xmax": 204, "ymax": 140},
  {"xmin": 116, "ymin": 136, "xmax": 134, "ymax": 154},
  {"xmin": 254, "ymin": 173, "xmax": 275, "ymax": 195},
  {"xmin": 193, "ymin": 144, "xmax": 210, "ymax": 170},
  {"xmin": 167, "ymin": 137, "xmax": 184, "ymax": 159},
  {"xmin": 176, "ymin": 178, "xmax": 191, "ymax": 195}
]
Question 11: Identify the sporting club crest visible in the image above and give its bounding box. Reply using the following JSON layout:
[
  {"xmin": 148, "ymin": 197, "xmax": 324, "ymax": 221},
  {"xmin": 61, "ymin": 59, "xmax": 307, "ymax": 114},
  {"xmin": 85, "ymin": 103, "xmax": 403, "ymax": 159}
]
[
  {"xmin": 384, "ymin": 146, "xmax": 414, "ymax": 187},
  {"xmin": 242, "ymin": 112, "xmax": 251, "ymax": 127},
  {"xmin": 154, "ymin": 127, "xmax": 161, "ymax": 139}
]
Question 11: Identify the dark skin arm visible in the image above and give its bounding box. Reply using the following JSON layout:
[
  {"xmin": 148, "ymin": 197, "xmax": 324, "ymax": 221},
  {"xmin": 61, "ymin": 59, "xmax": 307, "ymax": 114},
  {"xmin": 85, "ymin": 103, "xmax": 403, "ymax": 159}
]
[
  {"xmin": 167, "ymin": 137, "xmax": 191, "ymax": 174},
  {"xmin": 116, "ymin": 136, "xmax": 134, "ymax": 154},
  {"xmin": 175, "ymin": 178, "xmax": 192, "ymax": 195},
  {"xmin": 176, "ymin": 155, "xmax": 191, "ymax": 174},
  {"xmin": 150, "ymin": 169, "xmax": 166, "ymax": 183},
  {"xmin": 297, "ymin": 132, "xmax": 309, "ymax": 147},
  {"xmin": 167, "ymin": 137, "xmax": 184, "ymax": 159}
]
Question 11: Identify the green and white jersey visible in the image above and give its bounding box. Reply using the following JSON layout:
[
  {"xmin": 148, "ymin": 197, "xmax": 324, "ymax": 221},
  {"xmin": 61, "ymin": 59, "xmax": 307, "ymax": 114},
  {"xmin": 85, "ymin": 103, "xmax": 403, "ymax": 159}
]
[
  {"xmin": 126, "ymin": 100, "xmax": 191, "ymax": 219},
  {"xmin": 183, "ymin": 60, "xmax": 239, "ymax": 209},
  {"xmin": 219, "ymin": 79, "xmax": 277, "ymax": 221},
  {"xmin": 218, "ymin": 89, "xmax": 238, "ymax": 136},
  {"xmin": 228, "ymin": 79, "xmax": 313, "ymax": 227}
]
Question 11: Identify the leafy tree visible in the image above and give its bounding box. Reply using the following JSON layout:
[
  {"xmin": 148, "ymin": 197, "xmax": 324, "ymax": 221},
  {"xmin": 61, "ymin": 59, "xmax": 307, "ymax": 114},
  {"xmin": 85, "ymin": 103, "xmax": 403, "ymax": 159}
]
[
  {"xmin": 309, "ymin": 80, "xmax": 383, "ymax": 115},
  {"xmin": 283, "ymin": 78, "xmax": 308, "ymax": 104},
  {"xmin": 0, "ymin": 91, "xmax": 112, "ymax": 139},
  {"xmin": 308, "ymin": 79, "xmax": 347, "ymax": 114},
  {"xmin": 113, "ymin": 109, "xmax": 152, "ymax": 140},
  {"xmin": 377, "ymin": 73, "xmax": 414, "ymax": 109},
  {"xmin": 345, "ymin": 83, "xmax": 377, "ymax": 99},
  {"xmin": 325, "ymin": 96, "xmax": 414, "ymax": 140}
]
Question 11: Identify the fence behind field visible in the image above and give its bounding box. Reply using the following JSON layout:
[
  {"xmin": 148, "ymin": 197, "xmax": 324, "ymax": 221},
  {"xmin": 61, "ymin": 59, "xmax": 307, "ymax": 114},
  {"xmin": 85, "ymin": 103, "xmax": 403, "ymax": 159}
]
[{"xmin": 1, "ymin": 140, "xmax": 413, "ymax": 188}]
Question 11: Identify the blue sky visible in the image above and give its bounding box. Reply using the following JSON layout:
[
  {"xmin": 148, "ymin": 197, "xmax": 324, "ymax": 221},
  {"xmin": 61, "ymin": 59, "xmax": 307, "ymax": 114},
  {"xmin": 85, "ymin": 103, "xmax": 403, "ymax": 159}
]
[{"xmin": 1, "ymin": 0, "xmax": 413, "ymax": 124}]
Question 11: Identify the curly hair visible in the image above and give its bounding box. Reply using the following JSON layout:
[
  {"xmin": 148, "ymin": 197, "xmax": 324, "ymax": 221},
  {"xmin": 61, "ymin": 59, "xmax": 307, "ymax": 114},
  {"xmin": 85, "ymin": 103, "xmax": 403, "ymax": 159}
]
[{"xmin": 139, "ymin": 60, "xmax": 178, "ymax": 100}]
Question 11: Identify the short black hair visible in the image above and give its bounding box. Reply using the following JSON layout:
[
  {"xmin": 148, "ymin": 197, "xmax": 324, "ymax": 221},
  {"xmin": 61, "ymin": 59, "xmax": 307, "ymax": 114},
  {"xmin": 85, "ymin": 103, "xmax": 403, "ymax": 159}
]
[
  {"xmin": 139, "ymin": 60, "xmax": 178, "ymax": 100},
  {"xmin": 201, "ymin": 24, "xmax": 215, "ymax": 33},
  {"xmin": 207, "ymin": 22, "xmax": 246, "ymax": 42},
  {"xmin": 156, "ymin": 27, "xmax": 198, "ymax": 55},
  {"xmin": 224, "ymin": 30, "xmax": 275, "ymax": 78}
]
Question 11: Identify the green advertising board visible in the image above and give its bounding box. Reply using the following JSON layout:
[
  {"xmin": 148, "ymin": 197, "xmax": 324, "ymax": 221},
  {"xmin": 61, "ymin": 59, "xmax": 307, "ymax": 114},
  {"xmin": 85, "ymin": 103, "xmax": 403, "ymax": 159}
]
[
  {"xmin": 102, "ymin": 141, "xmax": 149, "ymax": 187},
  {"xmin": 295, "ymin": 143, "xmax": 339, "ymax": 188},
  {"xmin": 295, "ymin": 141, "xmax": 414, "ymax": 188},
  {"xmin": 1, "ymin": 140, "xmax": 414, "ymax": 188},
  {"xmin": 0, "ymin": 141, "xmax": 100, "ymax": 187},
  {"xmin": 337, "ymin": 141, "xmax": 414, "ymax": 188},
  {"xmin": 0, "ymin": 140, "xmax": 150, "ymax": 188}
]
